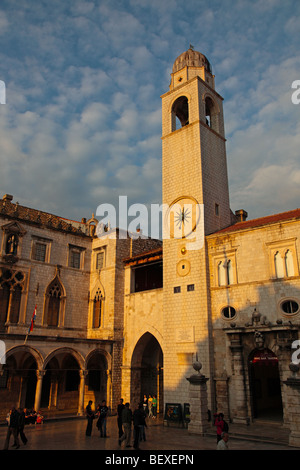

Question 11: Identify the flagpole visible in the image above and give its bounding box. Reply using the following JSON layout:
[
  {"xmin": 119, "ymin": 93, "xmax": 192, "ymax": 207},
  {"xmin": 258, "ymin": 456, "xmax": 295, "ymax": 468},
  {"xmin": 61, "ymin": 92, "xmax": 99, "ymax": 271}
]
[{"xmin": 24, "ymin": 304, "xmax": 37, "ymax": 345}]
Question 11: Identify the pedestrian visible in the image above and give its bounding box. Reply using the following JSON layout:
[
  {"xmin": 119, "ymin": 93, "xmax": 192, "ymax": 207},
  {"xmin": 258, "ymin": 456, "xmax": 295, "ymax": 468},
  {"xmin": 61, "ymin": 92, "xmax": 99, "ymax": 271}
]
[
  {"xmin": 217, "ymin": 432, "xmax": 229, "ymax": 450},
  {"xmin": 18, "ymin": 408, "xmax": 28, "ymax": 446},
  {"xmin": 97, "ymin": 400, "xmax": 109, "ymax": 437},
  {"xmin": 133, "ymin": 403, "xmax": 146, "ymax": 449},
  {"xmin": 117, "ymin": 398, "xmax": 125, "ymax": 438},
  {"xmin": 3, "ymin": 407, "xmax": 20, "ymax": 450},
  {"xmin": 214, "ymin": 413, "xmax": 224, "ymax": 443},
  {"xmin": 139, "ymin": 406, "xmax": 147, "ymax": 442},
  {"xmin": 85, "ymin": 400, "xmax": 94, "ymax": 437},
  {"xmin": 142, "ymin": 394, "xmax": 148, "ymax": 415},
  {"xmin": 152, "ymin": 395, "xmax": 157, "ymax": 419},
  {"xmin": 148, "ymin": 395, "xmax": 153, "ymax": 418},
  {"xmin": 119, "ymin": 402, "xmax": 132, "ymax": 448}
]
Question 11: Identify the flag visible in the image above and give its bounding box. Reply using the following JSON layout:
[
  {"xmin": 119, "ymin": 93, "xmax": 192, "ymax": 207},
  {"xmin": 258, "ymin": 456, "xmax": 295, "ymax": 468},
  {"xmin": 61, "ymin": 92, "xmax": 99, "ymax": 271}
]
[{"xmin": 28, "ymin": 305, "xmax": 37, "ymax": 333}]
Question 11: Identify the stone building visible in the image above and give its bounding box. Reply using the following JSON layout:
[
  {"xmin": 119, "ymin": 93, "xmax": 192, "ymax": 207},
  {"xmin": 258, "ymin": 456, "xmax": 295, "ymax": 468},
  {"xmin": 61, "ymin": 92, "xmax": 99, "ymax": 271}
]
[{"xmin": 1, "ymin": 48, "xmax": 300, "ymax": 442}]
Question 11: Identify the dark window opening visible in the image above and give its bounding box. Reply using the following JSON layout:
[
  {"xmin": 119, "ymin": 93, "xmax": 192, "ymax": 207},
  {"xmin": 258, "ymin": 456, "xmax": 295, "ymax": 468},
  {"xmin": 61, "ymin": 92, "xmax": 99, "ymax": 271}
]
[
  {"xmin": 174, "ymin": 286, "xmax": 181, "ymax": 293},
  {"xmin": 172, "ymin": 96, "xmax": 189, "ymax": 131},
  {"xmin": 187, "ymin": 284, "xmax": 195, "ymax": 292},
  {"xmin": 133, "ymin": 262, "xmax": 163, "ymax": 293},
  {"xmin": 281, "ymin": 300, "xmax": 299, "ymax": 314}
]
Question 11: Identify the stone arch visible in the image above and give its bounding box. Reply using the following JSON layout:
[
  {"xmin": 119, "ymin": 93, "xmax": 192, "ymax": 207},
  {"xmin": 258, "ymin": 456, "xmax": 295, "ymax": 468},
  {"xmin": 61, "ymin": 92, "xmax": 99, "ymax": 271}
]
[
  {"xmin": 202, "ymin": 92, "xmax": 220, "ymax": 132},
  {"xmin": 130, "ymin": 332, "xmax": 163, "ymax": 414},
  {"xmin": 85, "ymin": 349, "xmax": 110, "ymax": 407},
  {"xmin": 170, "ymin": 94, "xmax": 191, "ymax": 131},
  {"xmin": 248, "ymin": 347, "xmax": 283, "ymax": 421}
]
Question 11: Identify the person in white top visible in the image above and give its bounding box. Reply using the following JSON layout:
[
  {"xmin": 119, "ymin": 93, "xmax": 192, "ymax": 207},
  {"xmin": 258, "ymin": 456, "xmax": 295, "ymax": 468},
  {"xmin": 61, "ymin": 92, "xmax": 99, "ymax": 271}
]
[{"xmin": 217, "ymin": 432, "xmax": 229, "ymax": 450}]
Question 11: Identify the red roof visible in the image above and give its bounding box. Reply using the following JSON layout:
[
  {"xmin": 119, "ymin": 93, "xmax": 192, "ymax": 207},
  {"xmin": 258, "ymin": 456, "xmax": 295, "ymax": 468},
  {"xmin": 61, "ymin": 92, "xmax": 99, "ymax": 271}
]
[{"xmin": 212, "ymin": 208, "xmax": 300, "ymax": 235}]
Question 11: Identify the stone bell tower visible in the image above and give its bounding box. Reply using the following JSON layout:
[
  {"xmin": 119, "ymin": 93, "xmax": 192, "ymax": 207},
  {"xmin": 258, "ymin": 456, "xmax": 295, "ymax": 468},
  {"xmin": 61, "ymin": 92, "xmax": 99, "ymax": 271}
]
[{"xmin": 161, "ymin": 48, "xmax": 232, "ymax": 408}]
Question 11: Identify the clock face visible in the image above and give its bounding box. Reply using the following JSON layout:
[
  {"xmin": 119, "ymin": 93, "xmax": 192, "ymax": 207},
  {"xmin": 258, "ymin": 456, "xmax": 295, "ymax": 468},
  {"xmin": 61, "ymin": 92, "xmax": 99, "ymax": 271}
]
[{"xmin": 165, "ymin": 196, "xmax": 201, "ymax": 239}]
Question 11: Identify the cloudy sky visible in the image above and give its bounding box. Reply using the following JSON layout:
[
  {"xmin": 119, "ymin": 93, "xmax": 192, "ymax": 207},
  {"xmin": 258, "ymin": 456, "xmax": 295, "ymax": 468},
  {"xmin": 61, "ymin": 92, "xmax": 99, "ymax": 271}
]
[{"xmin": 0, "ymin": 0, "xmax": 299, "ymax": 230}]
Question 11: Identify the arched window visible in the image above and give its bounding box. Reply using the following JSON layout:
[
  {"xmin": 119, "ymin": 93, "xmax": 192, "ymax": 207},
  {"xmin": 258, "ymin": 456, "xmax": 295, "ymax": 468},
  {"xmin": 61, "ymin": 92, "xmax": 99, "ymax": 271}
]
[
  {"xmin": 274, "ymin": 252, "xmax": 284, "ymax": 279},
  {"xmin": 46, "ymin": 280, "xmax": 63, "ymax": 327},
  {"xmin": 93, "ymin": 288, "xmax": 103, "ymax": 328},
  {"xmin": 172, "ymin": 96, "xmax": 189, "ymax": 131},
  {"xmin": 285, "ymin": 250, "xmax": 295, "ymax": 277},
  {"xmin": 9, "ymin": 285, "xmax": 22, "ymax": 324},
  {"xmin": 226, "ymin": 260, "xmax": 234, "ymax": 285},
  {"xmin": 218, "ymin": 261, "xmax": 226, "ymax": 286},
  {"xmin": 0, "ymin": 282, "xmax": 10, "ymax": 325},
  {"xmin": 205, "ymin": 96, "xmax": 219, "ymax": 132}
]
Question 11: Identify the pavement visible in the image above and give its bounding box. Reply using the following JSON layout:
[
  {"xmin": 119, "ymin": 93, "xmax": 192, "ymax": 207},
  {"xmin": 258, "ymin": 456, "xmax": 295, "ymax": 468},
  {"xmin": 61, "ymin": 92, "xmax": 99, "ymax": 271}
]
[{"xmin": 0, "ymin": 414, "xmax": 298, "ymax": 454}]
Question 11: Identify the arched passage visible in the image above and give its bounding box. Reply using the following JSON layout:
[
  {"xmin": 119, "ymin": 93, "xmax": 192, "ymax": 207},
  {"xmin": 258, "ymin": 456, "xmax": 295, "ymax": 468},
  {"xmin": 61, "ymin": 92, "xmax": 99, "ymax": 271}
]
[
  {"xmin": 131, "ymin": 333, "xmax": 163, "ymax": 414},
  {"xmin": 248, "ymin": 348, "xmax": 283, "ymax": 421}
]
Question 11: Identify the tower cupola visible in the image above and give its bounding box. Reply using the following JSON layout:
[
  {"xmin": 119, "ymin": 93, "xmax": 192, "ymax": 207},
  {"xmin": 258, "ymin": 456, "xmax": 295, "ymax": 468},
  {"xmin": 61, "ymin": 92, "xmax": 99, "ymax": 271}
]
[{"xmin": 170, "ymin": 47, "xmax": 215, "ymax": 90}]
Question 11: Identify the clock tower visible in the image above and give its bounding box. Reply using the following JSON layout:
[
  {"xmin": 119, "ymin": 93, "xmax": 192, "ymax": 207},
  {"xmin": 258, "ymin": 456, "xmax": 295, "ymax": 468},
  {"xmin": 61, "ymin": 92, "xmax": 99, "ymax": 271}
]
[{"xmin": 161, "ymin": 48, "xmax": 232, "ymax": 407}]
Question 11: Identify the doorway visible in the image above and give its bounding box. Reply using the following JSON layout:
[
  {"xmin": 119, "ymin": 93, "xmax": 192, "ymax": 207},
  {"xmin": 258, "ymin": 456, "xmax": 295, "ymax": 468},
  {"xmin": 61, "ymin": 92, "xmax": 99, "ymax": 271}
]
[
  {"xmin": 131, "ymin": 333, "xmax": 163, "ymax": 413},
  {"xmin": 249, "ymin": 348, "xmax": 283, "ymax": 421}
]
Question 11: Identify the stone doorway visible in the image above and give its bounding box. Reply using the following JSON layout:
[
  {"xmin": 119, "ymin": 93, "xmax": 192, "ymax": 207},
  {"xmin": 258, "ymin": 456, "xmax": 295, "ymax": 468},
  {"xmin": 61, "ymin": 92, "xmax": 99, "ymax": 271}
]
[
  {"xmin": 249, "ymin": 348, "xmax": 283, "ymax": 421},
  {"xmin": 130, "ymin": 333, "xmax": 163, "ymax": 413}
]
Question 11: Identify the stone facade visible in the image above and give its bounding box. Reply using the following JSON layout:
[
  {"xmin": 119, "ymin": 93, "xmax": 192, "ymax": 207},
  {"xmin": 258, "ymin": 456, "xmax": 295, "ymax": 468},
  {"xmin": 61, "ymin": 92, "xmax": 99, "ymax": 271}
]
[{"xmin": 0, "ymin": 49, "xmax": 300, "ymax": 444}]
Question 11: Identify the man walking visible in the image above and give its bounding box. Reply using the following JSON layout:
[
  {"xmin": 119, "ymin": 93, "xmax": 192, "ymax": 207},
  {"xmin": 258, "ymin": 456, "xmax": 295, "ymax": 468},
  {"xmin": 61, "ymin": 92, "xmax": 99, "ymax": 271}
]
[
  {"xmin": 119, "ymin": 402, "xmax": 132, "ymax": 448},
  {"xmin": 3, "ymin": 407, "xmax": 20, "ymax": 450}
]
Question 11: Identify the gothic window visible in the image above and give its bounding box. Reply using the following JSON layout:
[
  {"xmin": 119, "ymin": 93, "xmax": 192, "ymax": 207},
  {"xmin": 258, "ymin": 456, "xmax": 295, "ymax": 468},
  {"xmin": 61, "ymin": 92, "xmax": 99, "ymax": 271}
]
[
  {"xmin": 0, "ymin": 282, "xmax": 10, "ymax": 325},
  {"xmin": 172, "ymin": 96, "xmax": 189, "ymax": 131},
  {"xmin": 0, "ymin": 270, "xmax": 25, "ymax": 326},
  {"xmin": 9, "ymin": 285, "xmax": 22, "ymax": 324},
  {"xmin": 46, "ymin": 281, "xmax": 62, "ymax": 327},
  {"xmin": 93, "ymin": 288, "xmax": 103, "ymax": 328}
]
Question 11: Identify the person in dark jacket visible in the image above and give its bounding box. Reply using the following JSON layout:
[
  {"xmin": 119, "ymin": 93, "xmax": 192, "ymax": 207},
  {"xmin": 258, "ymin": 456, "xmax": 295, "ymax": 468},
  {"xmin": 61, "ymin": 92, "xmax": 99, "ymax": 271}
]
[
  {"xmin": 85, "ymin": 400, "xmax": 94, "ymax": 436},
  {"xmin": 3, "ymin": 407, "xmax": 20, "ymax": 450},
  {"xmin": 18, "ymin": 408, "xmax": 28, "ymax": 445},
  {"xmin": 117, "ymin": 398, "xmax": 125, "ymax": 438},
  {"xmin": 119, "ymin": 402, "xmax": 132, "ymax": 448},
  {"xmin": 133, "ymin": 403, "xmax": 147, "ymax": 449}
]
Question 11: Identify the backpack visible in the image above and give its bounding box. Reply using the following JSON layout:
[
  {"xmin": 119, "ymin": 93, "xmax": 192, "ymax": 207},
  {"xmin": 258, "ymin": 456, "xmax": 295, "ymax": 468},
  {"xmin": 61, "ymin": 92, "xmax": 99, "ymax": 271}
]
[{"xmin": 223, "ymin": 420, "xmax": 229, "ymax": 432}]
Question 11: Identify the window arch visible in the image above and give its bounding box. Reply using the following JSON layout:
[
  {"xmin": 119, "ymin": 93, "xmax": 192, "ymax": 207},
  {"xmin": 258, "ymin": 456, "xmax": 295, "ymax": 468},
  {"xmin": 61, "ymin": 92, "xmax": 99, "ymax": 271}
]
[
  {"xmin": 0, "ymin": 270, "xmax": 25, "ymax": 326},
  {"xmin": 0, "ymin": 282, "xmax": 10, "ymax": 325},
  {"xmin": 218, "ymin": 259, "xmax": 234, "ymax": 286},
  {"xmin": 274, "ymin": 251, "xmax": 284, "ymax": 279},
  {"xmin": 45, "ymin": 277, "xmax": 65, "ymax": 327},
  {"xmin": 285, "ymin": 249, "xmax": 295, "ymax": 277},
  {"xmin": 205, "ymin": 96, "xmax": 220, "ymax": 132},
  {"xmin": 171, "ymin": 96, "xmax": 189, "ymax": 131}
]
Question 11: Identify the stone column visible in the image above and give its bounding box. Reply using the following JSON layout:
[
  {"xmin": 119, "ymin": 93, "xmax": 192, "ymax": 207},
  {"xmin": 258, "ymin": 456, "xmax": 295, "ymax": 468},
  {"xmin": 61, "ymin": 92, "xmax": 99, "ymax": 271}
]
[
  {"xmin": 34, "ymin": 370, "xmax": 46, "ymax": 412},
  {"xmin": 78, "ymin": 370, "xmax": 88, "ymax": 416},
  {"xmin": 186, "ymin": 357, "xmax": 209, "ymax": 435},
  {"xmin": 283, "ymin": 363, "xmax": 300, "ymax": 447},
  {"xmin": 229, "ymin": 332, "xmax": 249, "ymax": 424}
]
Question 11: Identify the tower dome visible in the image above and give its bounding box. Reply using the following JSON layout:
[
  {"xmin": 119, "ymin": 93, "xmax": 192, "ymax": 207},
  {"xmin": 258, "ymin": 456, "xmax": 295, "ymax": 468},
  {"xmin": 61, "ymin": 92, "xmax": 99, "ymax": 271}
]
[{"xmin": 172, "ymin": 48, "xmax": 212, "ymax": 74}]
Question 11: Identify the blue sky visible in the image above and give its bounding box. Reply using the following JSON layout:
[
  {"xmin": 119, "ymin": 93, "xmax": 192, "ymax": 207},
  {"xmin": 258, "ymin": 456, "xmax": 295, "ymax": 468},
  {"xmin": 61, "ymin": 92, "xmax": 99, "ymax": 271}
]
[{"xmin": 0, "ymin": 0, "xmax": 299, "ymax": 226}]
